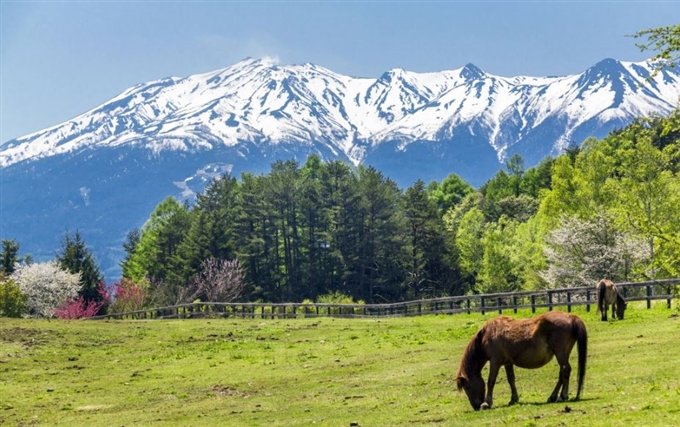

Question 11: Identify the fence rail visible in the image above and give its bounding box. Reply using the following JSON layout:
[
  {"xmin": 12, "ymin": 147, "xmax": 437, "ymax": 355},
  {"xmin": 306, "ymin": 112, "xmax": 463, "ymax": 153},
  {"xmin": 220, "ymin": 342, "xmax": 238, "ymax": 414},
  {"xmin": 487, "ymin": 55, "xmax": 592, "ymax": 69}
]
[{"xmin": 90, "ymin": 278, "xmax": 680, "ymax": 320}]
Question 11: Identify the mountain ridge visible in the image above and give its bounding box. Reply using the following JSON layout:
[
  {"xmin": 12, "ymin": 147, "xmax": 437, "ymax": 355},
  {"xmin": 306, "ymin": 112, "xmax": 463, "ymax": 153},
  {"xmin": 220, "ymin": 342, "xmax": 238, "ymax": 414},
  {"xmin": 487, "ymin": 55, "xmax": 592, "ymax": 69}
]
[
  {"xmin": 1, "ymin": 57, "xmax": 679, "ymax": 279},
  {"xmin": 4, "ymin": 57, "xmax": 679, "ymax": 170}
]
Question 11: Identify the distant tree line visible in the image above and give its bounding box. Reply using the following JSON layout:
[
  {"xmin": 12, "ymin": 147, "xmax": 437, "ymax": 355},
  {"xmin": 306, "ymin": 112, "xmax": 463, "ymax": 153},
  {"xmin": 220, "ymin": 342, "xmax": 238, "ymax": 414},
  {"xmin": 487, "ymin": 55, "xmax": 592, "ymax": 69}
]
[{"xmin": 120, "ymin": 157, "xmax": 468, "ymax": 305}]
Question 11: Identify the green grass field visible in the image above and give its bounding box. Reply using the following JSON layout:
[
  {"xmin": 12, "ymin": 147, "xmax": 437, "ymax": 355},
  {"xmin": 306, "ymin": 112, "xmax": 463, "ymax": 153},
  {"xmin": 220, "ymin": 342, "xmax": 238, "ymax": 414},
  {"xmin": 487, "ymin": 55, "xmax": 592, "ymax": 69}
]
[{"xmin": 1, "ymin": 302, "xmax": 679, "ymax": 426}]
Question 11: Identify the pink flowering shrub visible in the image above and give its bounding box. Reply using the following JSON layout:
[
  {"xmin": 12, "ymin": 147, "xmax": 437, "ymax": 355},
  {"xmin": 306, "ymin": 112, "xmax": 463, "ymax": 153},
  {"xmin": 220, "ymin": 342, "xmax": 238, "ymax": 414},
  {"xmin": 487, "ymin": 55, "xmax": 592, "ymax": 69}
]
[
  {"xmin": 55, "ymin": 282, "xmax": 110, "ymax": 319},
  {"xmin": 109, "ymin": 278, "xmax": 147, "ymax": 313},
  {"xmin": 54, "ymin": 296, "xmax": 105, "ymax": 319}
]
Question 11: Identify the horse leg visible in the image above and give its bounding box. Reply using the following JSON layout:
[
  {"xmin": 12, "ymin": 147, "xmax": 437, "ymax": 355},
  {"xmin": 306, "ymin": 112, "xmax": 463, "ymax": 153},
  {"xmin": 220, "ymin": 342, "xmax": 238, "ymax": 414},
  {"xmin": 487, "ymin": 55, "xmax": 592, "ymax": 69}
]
[
  {"xmin": 549, "ymin": 353, "xmax": 572, "ymax": 403},
  {"xmin": 505, "ymin": 364, "xmax": 519, "ymax": 405},
  {"xmin": 481, "ymin": 361, "xmax": 501, "ymax": 410},
  {"xmin": 601, "ymin": 303, "xmax": 608, "ymax": 321},
  {"xmin": 612, "ymin": 302, "xmax": 617, "ymax": 320}
]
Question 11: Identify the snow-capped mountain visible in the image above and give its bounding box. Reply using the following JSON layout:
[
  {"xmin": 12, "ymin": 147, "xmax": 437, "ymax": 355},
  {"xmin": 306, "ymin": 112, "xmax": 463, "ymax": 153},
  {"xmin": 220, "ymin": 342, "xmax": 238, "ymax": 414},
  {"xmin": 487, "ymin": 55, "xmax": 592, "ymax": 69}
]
[{"xmin": 1, "ymin": 57, "xmax": 679, "ymax": 278}]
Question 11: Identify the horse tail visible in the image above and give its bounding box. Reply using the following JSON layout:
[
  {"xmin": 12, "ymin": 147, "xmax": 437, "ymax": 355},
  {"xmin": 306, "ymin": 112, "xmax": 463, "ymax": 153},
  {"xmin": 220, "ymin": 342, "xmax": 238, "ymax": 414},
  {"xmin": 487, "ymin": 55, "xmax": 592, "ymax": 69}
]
[
  {"xmin": 571, "ymin": 316, "xmax": 588, "ymax": 400},
  {"xmin": 597, "ymin": 281, "xmax": 605, "ymax": 314}
]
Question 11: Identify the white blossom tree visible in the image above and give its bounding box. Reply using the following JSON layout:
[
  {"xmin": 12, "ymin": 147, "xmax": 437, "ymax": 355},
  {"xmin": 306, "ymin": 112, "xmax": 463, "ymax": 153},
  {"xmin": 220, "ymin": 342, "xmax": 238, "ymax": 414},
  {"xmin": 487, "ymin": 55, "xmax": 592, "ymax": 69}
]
[
  {"xmin": 11, "ymin": 261, "xmax": 81, "ymax": 318},
  {"xmin": 541, "ymin": 214, "xmax": 647, "ymax": 288}
]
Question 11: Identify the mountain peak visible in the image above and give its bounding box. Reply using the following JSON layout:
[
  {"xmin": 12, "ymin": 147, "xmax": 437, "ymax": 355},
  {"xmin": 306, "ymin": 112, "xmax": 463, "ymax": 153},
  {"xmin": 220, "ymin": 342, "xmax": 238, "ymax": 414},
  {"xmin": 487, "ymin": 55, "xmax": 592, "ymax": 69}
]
[
  {"xmin": 460, "ymin": 62, "xmax": 485, "ymax": 80},
  {"xmin": 586, "ymin": 57, "xmax": 625, "ymax": 76}
]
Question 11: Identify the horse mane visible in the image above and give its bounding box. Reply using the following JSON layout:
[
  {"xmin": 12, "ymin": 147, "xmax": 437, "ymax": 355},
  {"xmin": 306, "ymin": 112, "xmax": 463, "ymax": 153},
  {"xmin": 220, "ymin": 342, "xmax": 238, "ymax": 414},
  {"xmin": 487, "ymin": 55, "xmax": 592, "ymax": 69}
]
[
  {"xmin": 616, "ymin": 291, "xmax": 626, "ymax": 304},
  {"xmin": 456, "ymin": 325, "xmax": 486, "ymax": 389}
]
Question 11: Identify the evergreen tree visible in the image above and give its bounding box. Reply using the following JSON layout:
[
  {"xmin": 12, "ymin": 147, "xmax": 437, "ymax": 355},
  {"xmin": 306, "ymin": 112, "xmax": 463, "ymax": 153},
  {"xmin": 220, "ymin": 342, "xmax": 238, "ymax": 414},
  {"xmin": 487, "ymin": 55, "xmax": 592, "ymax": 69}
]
[
  {"xmin": 402, "ymin": 180, "xmax": 456, "ymax": 298},
  {"xmin": 1, "ymin": 239, "xmax": 20, "ymax": 275},
  {"xmin": 355, "ymin": 166, "xmax": 407, "ymax": 302},
  {"xmin": 234, "ymin": 172, "xmax": 278, "ymax": 301},
  {"xmin": 56, "ymin": 230, "xmax": 103, "ymax": 303}
]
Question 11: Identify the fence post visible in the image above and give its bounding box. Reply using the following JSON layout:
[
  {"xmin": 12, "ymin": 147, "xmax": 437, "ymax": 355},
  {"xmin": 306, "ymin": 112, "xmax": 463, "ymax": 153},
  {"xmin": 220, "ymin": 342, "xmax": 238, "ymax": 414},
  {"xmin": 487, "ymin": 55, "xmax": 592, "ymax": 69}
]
[
  {"xmin": 586, "ymin": 290, "xmax": 590, "ymax": 312},
  {"xmin": 497, "ymin": 297, "xmax": 502, "ymax": 314},
  {"xmin": 548, "ymin": 292, "xmax": 553, "ymax": 311},
  {"xmin": 567, "ymin": 291, "xmax": 572, "ymax": 313},
  {"xmin": 513, "ymin": 295, "xmax": 517, "ymax": 314},
  {"xmin": 667, "ymin": 285, "xmax": 672, "ymax": 309},
  {"xmin": 481, "ymin": 297, "xmax": 486, "ymax": 315},
  {"xmin": 531, "ymin": 295, "xmax": 536, "ymax": 313},
  {"xmin": 466, "ymin": 299, "xmax": 471, "ymax": 314},
  {"xmin": 646, "ymin": 284, "xmax": 652, "ymax": 309}
]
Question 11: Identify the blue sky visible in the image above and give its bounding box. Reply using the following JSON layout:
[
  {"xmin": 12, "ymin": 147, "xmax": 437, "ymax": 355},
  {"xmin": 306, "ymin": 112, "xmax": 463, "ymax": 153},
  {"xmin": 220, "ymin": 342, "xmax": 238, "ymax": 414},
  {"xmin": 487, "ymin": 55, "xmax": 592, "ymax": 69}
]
[{"xmin": 1, "ymin": 1, "xmax": 679, "ymax": 142}]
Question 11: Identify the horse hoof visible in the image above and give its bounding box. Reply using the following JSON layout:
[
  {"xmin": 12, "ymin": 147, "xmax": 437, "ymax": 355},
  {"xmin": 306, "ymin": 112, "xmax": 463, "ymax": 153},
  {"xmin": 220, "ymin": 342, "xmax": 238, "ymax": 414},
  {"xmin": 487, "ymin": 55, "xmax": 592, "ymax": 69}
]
[{"xmin": 480, "ymin": 403, "xmax": 490, "ymax": 410}]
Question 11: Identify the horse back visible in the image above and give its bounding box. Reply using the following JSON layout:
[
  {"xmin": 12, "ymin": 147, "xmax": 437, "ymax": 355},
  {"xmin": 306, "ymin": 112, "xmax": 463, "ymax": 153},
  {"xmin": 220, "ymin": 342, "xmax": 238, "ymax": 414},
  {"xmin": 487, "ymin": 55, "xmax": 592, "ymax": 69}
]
[{"xmin": 596, "ymin": 279, "xmax": 617, "ymax": 310}]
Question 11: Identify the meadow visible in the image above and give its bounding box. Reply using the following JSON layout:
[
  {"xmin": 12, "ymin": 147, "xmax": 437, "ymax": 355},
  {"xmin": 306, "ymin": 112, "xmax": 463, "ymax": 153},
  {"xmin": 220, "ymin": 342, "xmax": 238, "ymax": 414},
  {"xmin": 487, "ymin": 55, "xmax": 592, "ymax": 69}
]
[{"xmin": 1, "ymin": 302, "xmax": 679, "ymax": 426}]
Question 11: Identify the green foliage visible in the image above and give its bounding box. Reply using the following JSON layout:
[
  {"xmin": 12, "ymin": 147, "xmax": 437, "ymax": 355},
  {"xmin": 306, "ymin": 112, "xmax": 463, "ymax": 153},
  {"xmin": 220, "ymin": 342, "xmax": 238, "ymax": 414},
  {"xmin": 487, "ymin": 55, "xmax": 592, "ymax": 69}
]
[
  {"xmin": 477, "ymin": 218, "xmax": 521, "ymax": 294},
  {"xmin": 632, "ymin": 23, "xmax": 680, "ymax": 79},
  {"xmin": 402, "ymin": 180, "xmax": 459, "ymax": 298},
  {"xmin": 427, "ymin": 172, "xmax": 474, "ymax": 214},
  {"xmin": 1, "ymin": 239, "xmax": 20, "ymax": 275},
  {"xmin": 56, "ymin": 230, "xmax": 103, "ymax": 303},
  {"xmin": 0, "ymin": 278, "xmax": 27, "ymax": 317},
  {"xmin": 316, "ymin": 290, "xmax": 365, "ymax": 314},
  {"xmin": 315, "ymin": 290, "xmax": 364, "ymax": 305},
  {"xmin": 122, "ymin": 197, "xmax": 191, "ymax": 295},
  {"xmin": 455, "ymin": 207, "xmax": 485, "ymax": 277}
]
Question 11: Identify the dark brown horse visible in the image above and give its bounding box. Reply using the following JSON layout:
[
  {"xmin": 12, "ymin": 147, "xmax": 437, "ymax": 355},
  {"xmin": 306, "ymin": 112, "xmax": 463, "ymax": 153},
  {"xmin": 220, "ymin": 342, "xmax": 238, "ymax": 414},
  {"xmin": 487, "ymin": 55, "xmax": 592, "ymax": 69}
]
[
  {"xmin": 455, "ymin": 311, "xmax": 587, "ymax": 410},
  {"xmin": 596, "ymin": 279, "xmax": 627, "ymax": 321}
]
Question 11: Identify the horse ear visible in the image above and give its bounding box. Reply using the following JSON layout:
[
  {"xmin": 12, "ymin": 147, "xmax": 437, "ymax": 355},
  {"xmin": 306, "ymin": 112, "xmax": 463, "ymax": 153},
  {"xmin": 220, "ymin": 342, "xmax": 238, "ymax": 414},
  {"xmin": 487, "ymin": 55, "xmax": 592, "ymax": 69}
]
[{"xmin": 456, "ymin": 376, "xmax": 468, "ymax": 391}]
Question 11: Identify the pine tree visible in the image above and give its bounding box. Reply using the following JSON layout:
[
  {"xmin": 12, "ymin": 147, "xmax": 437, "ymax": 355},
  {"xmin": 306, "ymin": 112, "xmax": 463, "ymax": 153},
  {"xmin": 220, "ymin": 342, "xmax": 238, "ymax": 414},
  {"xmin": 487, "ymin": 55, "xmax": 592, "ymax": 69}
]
[
  {"xmin": 56, "ymin": 230, "xmax": 103, "ymax": 303},
  {"xmin": 1, "ymin": 239, "xmax": 20, "ymax": 275}
]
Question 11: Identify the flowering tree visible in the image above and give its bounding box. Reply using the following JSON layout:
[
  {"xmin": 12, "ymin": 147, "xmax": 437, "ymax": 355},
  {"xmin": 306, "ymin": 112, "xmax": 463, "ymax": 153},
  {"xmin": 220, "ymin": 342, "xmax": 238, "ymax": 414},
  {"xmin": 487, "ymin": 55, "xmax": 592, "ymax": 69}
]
[
  {"xmin": 11, "ymin": 261, "xmax": 81, "ymax": 318},
  {"xmin": 108, "ymin": 278, "xmax": 147, "ymax": 313},
  {"xmin": 184, "ymin": 258, "xmax": 245, "ymax": 302},
  {"xmin": 541, "ymin": 214, "xmax": 646, "ymax": 288}
]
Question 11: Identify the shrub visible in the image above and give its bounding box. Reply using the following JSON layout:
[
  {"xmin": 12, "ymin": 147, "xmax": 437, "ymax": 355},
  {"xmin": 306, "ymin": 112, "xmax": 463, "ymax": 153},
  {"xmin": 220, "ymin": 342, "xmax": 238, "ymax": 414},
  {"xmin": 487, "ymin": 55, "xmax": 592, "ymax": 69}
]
[
  {"xmin": 54, "ymin": 296, "xmax": 105, "ymax": 319},
  {"xmin": 316, "ymin": 291, "xmax": 365, "ymax": 315},
  {"xmin": 11, "ymin": 261, "xmax": 81, "ymax": 318},
  {"xmin": 0, "ymin": 278, "xmax": 27, "ymax": 317},
  {"xmin": 109, "ymin": 278, "xmax": 147, "ymax": 313}
]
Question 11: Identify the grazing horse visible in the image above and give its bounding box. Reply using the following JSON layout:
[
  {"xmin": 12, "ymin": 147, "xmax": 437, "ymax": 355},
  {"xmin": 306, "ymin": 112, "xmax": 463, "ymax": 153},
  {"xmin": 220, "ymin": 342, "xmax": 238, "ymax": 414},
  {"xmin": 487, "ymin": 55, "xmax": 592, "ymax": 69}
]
[
  {"xmin": 596, "ymin": 279, "xmax": 627, "ymax": 321},
  {"xmin": 455, "ymin": 311, "xmax": 587, "ymax": 411}
]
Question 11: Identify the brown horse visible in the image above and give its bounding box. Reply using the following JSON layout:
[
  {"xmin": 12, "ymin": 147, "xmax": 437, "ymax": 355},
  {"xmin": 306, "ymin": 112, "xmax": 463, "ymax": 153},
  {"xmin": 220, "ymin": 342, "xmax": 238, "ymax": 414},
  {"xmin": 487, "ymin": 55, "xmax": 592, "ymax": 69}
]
[
  {"xmin": 455, "ymin": 311, "xmax": 587, "ymax": 411},
  {"xmin": 596, "ymin": 279, "xmax": 627, "ymax": 321}
]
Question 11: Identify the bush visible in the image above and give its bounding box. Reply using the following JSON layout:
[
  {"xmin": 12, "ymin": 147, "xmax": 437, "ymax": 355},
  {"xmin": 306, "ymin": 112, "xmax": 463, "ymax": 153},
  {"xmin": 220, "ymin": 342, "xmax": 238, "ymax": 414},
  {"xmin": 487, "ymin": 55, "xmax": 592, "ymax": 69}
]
[
  {"xmin": 109, "ymin": 278, "xmax": 147, "ymax": 313},
  {"xmin": 11, "ymin": 261, "xmax": 81, "ymax": 318},
  {"xmin": 54, "ymin": 296, "xmax": 106, "ymax": 319},
  {"xmin": 316, "ymin": 291, "xmax": 365, "ymax": 315},
  {"xmin": 0, "ymin": 278, "xmax": 27, "ymax": 317}
]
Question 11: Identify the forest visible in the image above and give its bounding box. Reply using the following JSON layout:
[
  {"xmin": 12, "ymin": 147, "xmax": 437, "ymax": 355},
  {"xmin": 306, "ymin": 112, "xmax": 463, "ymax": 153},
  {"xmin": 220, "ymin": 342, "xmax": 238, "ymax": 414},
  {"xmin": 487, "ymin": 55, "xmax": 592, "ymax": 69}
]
[{"xmin": 109, "ymin": 110, "xmax": 680, "ymax": 306}]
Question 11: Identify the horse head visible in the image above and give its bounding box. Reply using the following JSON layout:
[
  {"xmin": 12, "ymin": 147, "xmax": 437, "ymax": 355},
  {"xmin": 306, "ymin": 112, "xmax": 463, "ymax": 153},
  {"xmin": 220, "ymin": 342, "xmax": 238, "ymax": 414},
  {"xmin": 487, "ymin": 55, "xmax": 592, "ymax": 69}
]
[
  {"xmin": 456, "ymin": 374, "xmax": 486, "ymax": 410},
  {"xmin": 456, "ymin": 328, "xmax": 488, "ymax": 410},
  {"xmin": 616, "ymin": 294, "xmax": 627, "ymax": 320}
]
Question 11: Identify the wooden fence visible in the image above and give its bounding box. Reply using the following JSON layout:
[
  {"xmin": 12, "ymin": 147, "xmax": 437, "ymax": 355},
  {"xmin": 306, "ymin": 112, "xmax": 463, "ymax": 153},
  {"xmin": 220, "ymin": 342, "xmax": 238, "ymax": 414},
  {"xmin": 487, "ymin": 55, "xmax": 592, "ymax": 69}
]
[{"xmin": 90, "ymin": 278, "xmax": 680, "ymax": 320}]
